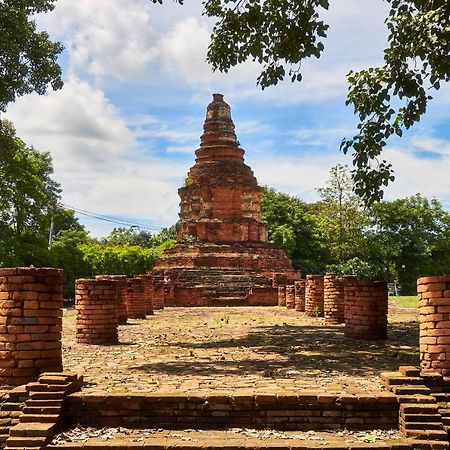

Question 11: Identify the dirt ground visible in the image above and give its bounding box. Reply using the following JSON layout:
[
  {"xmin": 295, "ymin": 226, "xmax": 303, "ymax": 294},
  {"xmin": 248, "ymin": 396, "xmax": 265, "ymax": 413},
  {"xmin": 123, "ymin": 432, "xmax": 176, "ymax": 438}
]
[{"xmin": 62, "ymin": 302, "xmax": 418, "ymax": 395}]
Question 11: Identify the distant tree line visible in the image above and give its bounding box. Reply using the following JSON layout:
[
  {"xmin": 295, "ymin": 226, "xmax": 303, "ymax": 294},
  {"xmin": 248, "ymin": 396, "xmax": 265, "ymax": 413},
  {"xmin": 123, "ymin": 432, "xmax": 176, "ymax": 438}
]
[
  {"xmin": 1, "ymin": 124, "xmax": 448, "ymax": 297},
  {"xmin": 262, "ymin": 165, "xmax": 450, "ymax": 295}
]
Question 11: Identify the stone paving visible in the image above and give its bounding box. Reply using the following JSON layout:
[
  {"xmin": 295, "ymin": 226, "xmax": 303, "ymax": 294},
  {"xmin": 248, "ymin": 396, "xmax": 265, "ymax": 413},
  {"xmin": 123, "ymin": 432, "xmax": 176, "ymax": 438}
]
[{"xmin": 62, "ymin": 303, "xmax": 418, "ymax": 395}]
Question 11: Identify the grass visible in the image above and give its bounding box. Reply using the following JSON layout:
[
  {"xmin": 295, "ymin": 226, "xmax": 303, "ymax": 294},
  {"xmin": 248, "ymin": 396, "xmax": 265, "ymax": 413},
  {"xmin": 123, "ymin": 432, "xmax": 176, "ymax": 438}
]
[{"xmin": 389, "ymin": 295, "xmax": 418, "ymax": 308}]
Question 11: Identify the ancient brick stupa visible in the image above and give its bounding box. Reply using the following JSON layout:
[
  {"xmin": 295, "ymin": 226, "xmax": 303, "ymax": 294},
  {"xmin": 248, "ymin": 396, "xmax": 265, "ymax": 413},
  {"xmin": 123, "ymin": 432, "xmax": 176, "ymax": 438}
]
[{"xmin": 152, "ymin": 94, "xmax": 299, "ymax": 306}]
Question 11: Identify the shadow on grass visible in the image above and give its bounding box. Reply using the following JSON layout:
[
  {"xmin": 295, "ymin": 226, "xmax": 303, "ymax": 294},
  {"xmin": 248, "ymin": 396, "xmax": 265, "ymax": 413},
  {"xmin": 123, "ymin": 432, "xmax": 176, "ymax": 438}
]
[{"xmin": 130, "ymin": 321, "xmax": 419, "ymax": 378}]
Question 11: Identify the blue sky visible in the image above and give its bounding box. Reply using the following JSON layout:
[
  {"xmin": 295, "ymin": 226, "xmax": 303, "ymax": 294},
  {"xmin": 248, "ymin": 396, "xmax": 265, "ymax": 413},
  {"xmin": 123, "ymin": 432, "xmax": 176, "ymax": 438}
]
[{"xmin": 5, "ymin": 0, "xmax": 450, "ymax": 237}]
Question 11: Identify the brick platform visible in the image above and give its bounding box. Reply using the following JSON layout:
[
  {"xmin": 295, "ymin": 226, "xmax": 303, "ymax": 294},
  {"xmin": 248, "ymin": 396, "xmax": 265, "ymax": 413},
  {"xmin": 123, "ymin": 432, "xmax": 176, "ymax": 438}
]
[
  {"xmin": 75, "ymin": 278, "xmax": 118, "ymax": 345},
  {"xmin": 344, "ymin": 279, "xmax": 388, "ymax": 340},
  {"xmin": 418, "ymin": 275, "xmax": 450, "ymax": 375},
  {"xmin": 324, "ymin": 274, "xmax": 345, "ymax": 325},
  {"xmin": 0, "ymin": 267, "xmax": 63, "ymax": 386},
  {"xmin": 294, "ymin": 280, "xmax": 306, "ymax": 312},
  {"xmin": 126, "ymin": 277, "xmax": 147, "ymax": 319},
  {"xmin": 95, "ymin": 275, "xmax": 127, "ymax": 325},
  {"xmin": 305, "ymin": 275, "xmax": 324, "ymax": 317}
]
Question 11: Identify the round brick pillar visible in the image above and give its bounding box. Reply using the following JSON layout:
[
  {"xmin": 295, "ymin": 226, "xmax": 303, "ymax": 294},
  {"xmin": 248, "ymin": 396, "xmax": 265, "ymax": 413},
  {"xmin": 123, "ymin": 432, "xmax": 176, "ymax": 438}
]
[
  {"xmin": 277, "ymin": 286, "xmax": 286, "ymax": 306},
  {"xmin": 144, "ymin": 274, "xmax": 154, "ymax": 316},
  {"xmin": 294, "ymin": 280, "xmax": 306, "ymax": 312},
  {"xmin": 344, "ymin": 279, "xmax": 388, "ymax": 340},
  {"xmin": 305, "ymin": 275, "xmax": 324, "ymax": 317},
  {"xmin": 0, "ymin": 267, "xmax": 63, "ymax": 386},
  {"xmin": 418, "ymin": 275, "xmax": 450, "ymax": 375},
  {"xmin": 76, "ymin": 278, "xmax": 119, "ymax": 344},
  {"xmin": 324, "ymin": 274, "xmax": 346, "ymax": 325},
  {"xmin": 95, "ymin": 275, "xmax": 127, "ymax": 325},
  {"xmin": 126, "ymin": 277, "xmax": 147, "ymax": 319},
  {"xmin": 286, "ymin": 285, "xmax": 295, "ymax": 309}
]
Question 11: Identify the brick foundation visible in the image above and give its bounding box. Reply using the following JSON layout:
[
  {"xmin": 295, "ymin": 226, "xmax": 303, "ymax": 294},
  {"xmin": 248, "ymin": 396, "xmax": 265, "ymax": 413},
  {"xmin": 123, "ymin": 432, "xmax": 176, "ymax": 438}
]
[
  {"xmin": 305, "ymin": 275, "xmax": 324, "ymax": 317},
  {"xmin": 294, "ymin": 280, "xmax": 306, "ymax": 312},
  {"xmin": 126, "ymin": 277, "xmax": 147, "ymax": 319},
  {"xmin": 277, "ymin": 286, "xmax": 286, "ymax": 306},
  {"xmin": 418, "ymin": 275, "xmax": 450, "ymax": 375},
  {"xmin": 75, "ymin": 278, "xmax": 118, "ymax": 345},
  {"xmin": 285, "ymin": 285, "xmax": 295, "ymax": 309},
  {"xmin": 344, "ymin": 279, "xmax": 388, "ymax": 340},
  {"xmin": 95, "ymin": 275, "xmax": 127, "ymax": 325},
  {"xmin": 324, "ymin": 274, "xmax": 345, "ymax": 325},
  {"xmin": 0, "ymin": 267, "xmax": 63, "ymax": 386},
  {"xmin": 65, "ymin": 391, "xmax": 398, "ymax": 431}
]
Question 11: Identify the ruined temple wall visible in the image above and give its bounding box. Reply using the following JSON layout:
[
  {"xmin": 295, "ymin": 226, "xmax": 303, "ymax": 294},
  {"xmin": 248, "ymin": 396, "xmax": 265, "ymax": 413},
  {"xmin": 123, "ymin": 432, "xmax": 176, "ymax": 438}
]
[
  {"xmin": 76, "ymin": 278, "xmax": 118, "ymax": 345},
  {"xmin": 95, "ymin": 275, "xmax": 127, "ymax": 325},
  {"xmin": 286, "ymin": 285, "xmax": 295, "ymax": 309},
  {"xmin": 0, "ymin": 267, "xmax": 63, "ymax": 386},
  {"xmin": 278, "ymin": 286, "xmax": 286, "ymax": 307},
  {"xmin": 305, "ymin": 275, "xmax": 324, "ymax": 317},
  {"xmin": 324, "ymin": 274, "xmax": 346, "ymax": 325},
  {"xmin": 126, "ymin": 277, "xmax": 147, "ymax": 319},
  {"xmin": 344, "ymin": 279, "xmax": 388, "ymax": 340},
  {"xmin": 418, "ymin": 275, "xmax": 450, "ymax": 375},
  {"xmin": 294, "ymin": 280, "xmax": 306, "ymax": 312}
]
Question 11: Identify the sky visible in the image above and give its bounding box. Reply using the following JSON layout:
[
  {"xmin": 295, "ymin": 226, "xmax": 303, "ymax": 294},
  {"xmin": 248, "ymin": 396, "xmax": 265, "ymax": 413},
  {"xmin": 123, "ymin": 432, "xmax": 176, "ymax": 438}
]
[{"xmin": 5, "ymin": 0, "xmax": 450, "ymax": 237}]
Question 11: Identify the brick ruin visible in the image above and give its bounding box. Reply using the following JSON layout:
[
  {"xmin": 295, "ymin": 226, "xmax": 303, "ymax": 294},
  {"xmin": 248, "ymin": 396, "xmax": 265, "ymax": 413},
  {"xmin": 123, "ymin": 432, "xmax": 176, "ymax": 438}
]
[
  {"xmin": 151, "ymin": 94, "xmax": 299, "ymax": 306},
  {"xmin": 418, "ymin": 275, "xmax": 450, "ymax": 375},
  {"xmin": 0, "ymin": 267, "xmax": 63, "ymax": 386}
]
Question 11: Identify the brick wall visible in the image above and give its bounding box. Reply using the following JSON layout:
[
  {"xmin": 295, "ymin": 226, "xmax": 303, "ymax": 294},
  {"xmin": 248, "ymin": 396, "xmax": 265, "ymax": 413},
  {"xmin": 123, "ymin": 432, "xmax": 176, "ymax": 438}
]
[
  {"xmin": 65, "ymin": 391, "xmax": 398, "ymax": 431},
  {"xmin": 344, "ymin": 279, "xmax": 388, "ymax": 340},
  {"xmin": 126, "ymin": 277, "xmax": 147, "ymax": 319},
  {"xmin": 418, "ymin": 275, "xmax": 450, "ymax": 375},
  {"xmin": 75, "ymin": 278, "xmax": 118, "ymax": 345},
  {"xmin": 294, "ymin": 280, "xmax": 306, "ymax": 312},
  {"xmin": 143, "ymin": 274, "xmax": 154, "ymax": 315},
  {"xmin": 95, "ymin": 275, "xmax": 127, "ymax": 325},
  {"xmin": 0, "ymin": 267, "xmax": 63, "ymax": 386},
  {"xmin": 305, "ymin": 275, "xmax": 324, "ymax": 317},
  {"xmin": 277, "ymin": 286, "xmax": 286, "ymax": 307},
  {"xmin": 324, "ymin": 274, "xmax": 345, "ymax": 325}
]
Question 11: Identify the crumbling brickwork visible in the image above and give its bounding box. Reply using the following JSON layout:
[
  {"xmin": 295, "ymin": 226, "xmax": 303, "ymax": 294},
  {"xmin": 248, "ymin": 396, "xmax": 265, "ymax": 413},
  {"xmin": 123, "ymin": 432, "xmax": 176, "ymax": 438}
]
[
  {"xmin": 324, "ymin": 274, "xmax": 346, "ymax": 325},
  {"xmin": 344, "ymin": 279, "xmax": 388, "ymax": 340},
  {"xmin": 277, "ymin": 286, "xmax": 286, "ymax": 307},
  {"xmin": 305, "ymin": 275, "xmax": 324, "ymax": 317},
  {"xmin": 285, "ymin": 285, "xmax": 295, "ymax": 309},
  {"xmin": 95, "ymin": 275, "xmax": 127, "ymax": 325},
  {"xmin": 294, "ymin": 280, "xmax": 306, "ymax": 312},
  {"xmin": 76, "ymin": 278, "xmax": 118, "ymax": 345},
  {"xmin": 151, "ymin": 94, "xmax": 297, "ymax": 306},
  {"xmin": 418, "ymin": 275, "xmax": 450, "ymax": 375},
  {"xmin": 126, "ymin": 277, "xmax": 147, "ymax": 319},
  {"xmin": 0, "ymin": 267, "xmax": 63, "ymax": 385}
]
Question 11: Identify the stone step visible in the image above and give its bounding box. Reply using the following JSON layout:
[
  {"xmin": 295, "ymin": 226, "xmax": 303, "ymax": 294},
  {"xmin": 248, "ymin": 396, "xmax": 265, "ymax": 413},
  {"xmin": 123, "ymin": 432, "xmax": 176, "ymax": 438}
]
[
  {"xmin": 392, "ymin": 385, "xmax": 431, "ymax": 395},
  {"xmin": 19, "ymin": 413, "xmax": 60, "ymax": 423},
  {"xmin": 404, "ymin": 428, "xmax": 448, "ymax": 440},
  {"xmin": 10, "ymin": 422, "xmax": 56, "ymax": 437},
  {"xmin": 401, "ymin": 421, "xmax": 445, "ymax": 430},
  {"xmin": 5, "ymin": 435, "xmax": 47, "ymax": 448},
  {"xmin": 399, "ymin": 366, "xmax": 421, "ymax": 377},
  {"xmin": 402, "ymin": 413, "xmax": 442, "ymax": 423},
  {"xmin": 397, "ymin": 395, "xmax": 436, "ymax": 404},
  {"xmin": 29, "ymin": 391, "xmax": 65, "ymax": 400},
  {"xmin": 401, "ymin": 403, "xmax": 439, "ymax": 414},
  {"xmin": 22, "ymin": 405, "xmax": 62, "ymax": 415},
  {"xmin": 25, "ymin": 399, "xmax": 63, "ymax": 408}
]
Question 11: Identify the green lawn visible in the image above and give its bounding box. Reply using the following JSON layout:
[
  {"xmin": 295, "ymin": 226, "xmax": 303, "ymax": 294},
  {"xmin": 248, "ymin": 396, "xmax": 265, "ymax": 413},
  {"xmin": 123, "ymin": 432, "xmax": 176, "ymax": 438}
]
[{"xmin": 389, "ymin": 295, "xmax": 418, "ymax": 308}]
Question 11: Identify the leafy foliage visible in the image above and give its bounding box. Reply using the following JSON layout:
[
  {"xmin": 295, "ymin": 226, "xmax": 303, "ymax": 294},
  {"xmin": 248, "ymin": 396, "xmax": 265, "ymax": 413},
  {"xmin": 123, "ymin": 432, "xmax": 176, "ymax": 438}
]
[
  {"xmin": 341, "ymin": 0, "xmax": 450, "ymax": 203},
  {"xmin": 0, "ymin": 0, "xmax": 63, "ymax": 111}
]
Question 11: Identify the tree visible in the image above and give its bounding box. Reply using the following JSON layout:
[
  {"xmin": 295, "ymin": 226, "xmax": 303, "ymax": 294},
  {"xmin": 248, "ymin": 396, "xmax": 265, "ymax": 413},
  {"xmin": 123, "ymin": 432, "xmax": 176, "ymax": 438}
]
[
  {"xmin": 261, "ymin": 187, "xmax": 330, "ymax": 273},
  {"xmin": 151, "ymin": 0, "xmax": 449, "ymax": 203},
  {"xmin": 315, "ymin": 164, "xmax": 368, "ymax": 264},
  {"xmin": 367, "ymin": 194, "xmax": 450, "ymax": 294},
  {"xmin": 0, "ymin": 0, "xmax": 63, "ymax": 112}
]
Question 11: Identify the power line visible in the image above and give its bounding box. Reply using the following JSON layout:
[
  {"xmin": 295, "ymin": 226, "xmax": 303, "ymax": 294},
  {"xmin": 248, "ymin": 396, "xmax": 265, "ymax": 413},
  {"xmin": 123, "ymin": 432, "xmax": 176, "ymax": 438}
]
[{"xmin": 60, "ymin": 203, "xmax": 167, "ymax": 231}]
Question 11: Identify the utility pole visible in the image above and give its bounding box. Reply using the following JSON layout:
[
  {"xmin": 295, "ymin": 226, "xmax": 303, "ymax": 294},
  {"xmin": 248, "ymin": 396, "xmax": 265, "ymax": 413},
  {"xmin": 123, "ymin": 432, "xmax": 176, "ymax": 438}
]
[{"xmin": 48, "ymin": 215, "xmax": 54, "ymax": 246}]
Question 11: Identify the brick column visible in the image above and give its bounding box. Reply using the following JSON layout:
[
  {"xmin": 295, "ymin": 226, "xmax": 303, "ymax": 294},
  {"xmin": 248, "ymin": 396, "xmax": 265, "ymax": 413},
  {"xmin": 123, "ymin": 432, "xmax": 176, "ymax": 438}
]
[
  {"xmin": 324, "ymin": 274, "xmax": 346, "ymax": 325},
  {"xmin": 95, "ymin": 275, "xmax": 127, "ymax": 325},
  {"xmin": 418, "ymin": 275, "xmax": 450, "ymax": 375},
  {"xmin": 0, "ymin": 267, "xmax": 63, "ymax": 386},
  {"xmin": 286, "ymin": 285, "xmax": 295, "ymax": 309},
  {"xmin": 126, "ymin": 277, "xmax": 147, "ymax": 319},
  {"xmin": 294, "ymin": 280, "xmax": 306, "ymax": 312},
  {"xmin": 305, "ymin": 275, "xmax": 324, "ymax": 317},
  {"xmin": 75, "ymin": 278, "xmax": 118, "ymax": 344},
  {"xmin": 344, "ymin": 279, "xmax": 388, "ymax": 340},
  {"xmin": 277, "ymin": 286, "xmax": 286, "ymax": 307},
  {"xmin": 144, "ymin": 274, "xmax": 154, "ymax": 316}
]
